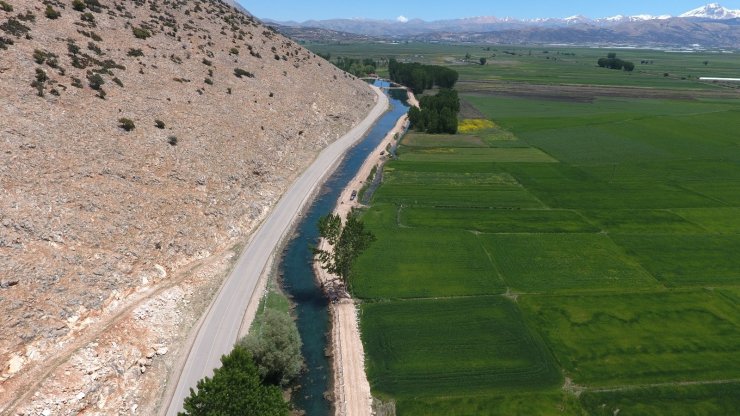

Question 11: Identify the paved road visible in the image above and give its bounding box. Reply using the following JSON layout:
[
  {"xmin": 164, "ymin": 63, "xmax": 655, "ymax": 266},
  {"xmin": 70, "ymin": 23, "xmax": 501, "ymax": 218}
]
[{"xmin": 164, "ymin": 86, "xmax": 388, "ymax": 415}]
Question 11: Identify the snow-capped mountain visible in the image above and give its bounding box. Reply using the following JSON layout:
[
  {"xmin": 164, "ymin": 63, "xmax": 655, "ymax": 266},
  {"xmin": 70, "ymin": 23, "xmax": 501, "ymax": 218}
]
[
  {"xmin": 680, "ymin": 3, "xmax": 740, "ymax": 19},
  {"xmin": 598, "ymin": 14, "xmax": 672, "ymax": 23},
  {"xmin": 270, "ymin": 4, "xmax": 740, "ymax": 48}
]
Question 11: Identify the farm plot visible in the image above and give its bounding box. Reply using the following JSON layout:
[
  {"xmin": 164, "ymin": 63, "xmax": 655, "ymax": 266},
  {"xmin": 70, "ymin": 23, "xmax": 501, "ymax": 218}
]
[
  {"xmin": 610, "ymin": 234, "xmax": 740, "ymax": 287},
  {"xmin": 400, "ymin": 207, "xmax": 597, "ymax": 233},
  {"xmin": 397, "ymin": 390, "xmax": 583, "ymax": 416},
  {"xmin": 361, "ymin": 296, "xmax": 561, "ymax": 399},
  {"xmin": 480, "ymin": 233, "xmax": 659, "ymax": 293},
  {"xmin": 582, "ymin": 209, "xmax": 705, "ymax": 234},
  {"xmin": 352, "ymin": 227, "xmax": 504, "ymax": 299},
  {"xmin": 374, "ymin": 167, "xmax": 544, "ymax": 208},
  {"xmin": 402, "ymin": 132, "xmax": 488, "ymax": 148},
  {"xmin": 506, "ymin": 163, "xmax": 720, "ymax": 209},
  {"xmin": 579, "ymin": 381, "xmax": 740, "ymax": 416},
  {"xmin": 673, "ymin": 207, "xmax": 740, "ymax": 234},
  {"xmin": 399, "ymin": 147, "xmax": 557, "ymax": 163},
  {"xmin": 519, "ymin": 290, "xmax": 740, "ymax": 387}
]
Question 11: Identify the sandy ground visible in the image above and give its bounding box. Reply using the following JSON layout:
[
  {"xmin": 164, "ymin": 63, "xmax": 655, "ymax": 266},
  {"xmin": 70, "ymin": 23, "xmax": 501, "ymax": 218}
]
[{"xmin": 313, "ymin": 89, "xmax": 415, "ymax": 416}]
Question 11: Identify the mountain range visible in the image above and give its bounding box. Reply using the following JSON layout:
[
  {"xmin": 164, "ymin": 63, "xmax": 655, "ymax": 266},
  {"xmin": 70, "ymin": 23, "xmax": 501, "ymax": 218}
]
[{"xmin": 268, "ymin": 3, "xmax": 740, "ymax": 48}]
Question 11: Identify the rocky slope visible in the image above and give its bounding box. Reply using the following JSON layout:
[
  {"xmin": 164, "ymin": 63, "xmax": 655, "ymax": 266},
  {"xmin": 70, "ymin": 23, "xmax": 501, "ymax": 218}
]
[{"xmin": 0, "ymin": 0, "xmax": 375, "ymax": 413}]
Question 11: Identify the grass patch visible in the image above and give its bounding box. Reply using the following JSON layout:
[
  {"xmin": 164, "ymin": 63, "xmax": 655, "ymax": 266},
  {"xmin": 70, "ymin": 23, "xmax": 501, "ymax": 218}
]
[
  {"xmin": 352, "ymin": 228, "xmax": 504, "ymax": 298},
  {"xmin": 362, "ymin": 296, "xmax": 561, "ymax": 398},
  {"xmin": 401, "ymin": 207, "xmax": 598, "ymax": 233},
  {"xmin": 519, "ymin": 290, "xmax": 740, "ymax": 386},
  {"xmin": 611, "ymin": 234, "xmax": 740, "ymax": 287},
  {"xmin": 400, "ymin": 147, "xmax": 557, "ymax": 163},
  {"xmin": 398, "ymin": 389, "xmax": 584, "ymax": 416},
  {"xmin": 248, "ymin": 279, "xmax": 291, "ymax": 336},
  {"xmin": 375, "ymin": 166, "xmax": 545, "ymax": 208},
  {"xmin": 673, "ymin": 207, "xmax": 740, "ymax": 234},
  {"xmin": 579, "ymin": 381, "xmax": 740, "ymax": 416},
  {"xmin": 402, "ymin": 131, "xmax": 488, "ymax": 148},
  {"xmin": 583, "ymin": 209, "xmax": 705, "ymax": 234},
  {"xmin": 481, "ymin": 233, "xmax": 658, "ymax": 293}
]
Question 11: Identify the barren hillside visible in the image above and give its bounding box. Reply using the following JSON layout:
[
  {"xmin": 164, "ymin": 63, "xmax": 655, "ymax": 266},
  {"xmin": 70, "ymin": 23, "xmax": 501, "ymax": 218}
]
[{"xmin": 0, "ymin": 0, "xmax": 375, "ymax": 413}]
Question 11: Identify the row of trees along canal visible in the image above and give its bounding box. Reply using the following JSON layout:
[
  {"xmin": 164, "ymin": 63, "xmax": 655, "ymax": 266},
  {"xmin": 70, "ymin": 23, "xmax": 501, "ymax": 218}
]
[{"xmin": 389, "ymin": 59, "xmax": 461, "ymax": 134}]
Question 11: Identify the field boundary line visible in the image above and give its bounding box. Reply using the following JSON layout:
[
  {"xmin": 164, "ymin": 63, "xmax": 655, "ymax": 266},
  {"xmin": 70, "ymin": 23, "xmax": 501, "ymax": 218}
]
[{"xmin": 584, "ymin": 378, "xmax": 740, "ymax": 394}]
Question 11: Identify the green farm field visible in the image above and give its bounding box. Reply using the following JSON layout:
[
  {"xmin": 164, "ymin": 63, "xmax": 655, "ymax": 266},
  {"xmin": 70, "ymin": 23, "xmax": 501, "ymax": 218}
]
[{"xmin": 330, "ymin": 42, "xmax": 740, "ymax": 415}]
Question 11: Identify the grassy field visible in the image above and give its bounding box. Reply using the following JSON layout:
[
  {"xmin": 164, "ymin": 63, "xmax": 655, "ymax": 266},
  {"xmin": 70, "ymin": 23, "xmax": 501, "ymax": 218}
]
[
  {"xmin": 362, "ymin": 297, "xmax": 562, "ymax": 413},
  {"xmin": 480, "ymin": 233, "xmax": 658, "ymax": 293},
  {"xmin": 352, "ymin": 227, "xmax": 504, "ymax": 298},
  {"xmin": 322, "ymin": 42, "xmax": 740, "ymax": 415},
  {"xmin": 579, "ymin": 381, "xmax": 740, "ymax": 416},
  {"xmin": 519, "ymin": 290, "xmax": 740, "ymax": 386}
]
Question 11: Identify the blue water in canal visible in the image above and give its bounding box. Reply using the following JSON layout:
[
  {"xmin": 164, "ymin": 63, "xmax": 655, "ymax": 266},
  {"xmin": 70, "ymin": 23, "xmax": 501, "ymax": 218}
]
[{"xmin": 279, "ymin": 81, "xmax": 408, "ymax": 415}]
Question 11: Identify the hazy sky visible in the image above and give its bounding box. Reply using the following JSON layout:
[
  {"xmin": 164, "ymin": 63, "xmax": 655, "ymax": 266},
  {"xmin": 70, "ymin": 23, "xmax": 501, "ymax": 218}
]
[{"xmin": 242, "ymin": 1, "xmax": 740, "ymax": 22}]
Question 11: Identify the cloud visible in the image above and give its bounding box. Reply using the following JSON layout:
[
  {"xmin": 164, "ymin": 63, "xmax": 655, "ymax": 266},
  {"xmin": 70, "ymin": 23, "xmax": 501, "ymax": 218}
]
[{"xmin": 396, "ymin": 15, "xmax": 409, "ymax": 23}]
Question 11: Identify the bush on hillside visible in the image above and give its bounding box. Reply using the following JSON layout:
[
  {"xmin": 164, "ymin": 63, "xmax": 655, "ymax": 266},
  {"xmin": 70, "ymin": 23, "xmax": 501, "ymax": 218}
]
[{"xmin": 118, "ymin": 118, "xmax": 135, "ymax": 131}]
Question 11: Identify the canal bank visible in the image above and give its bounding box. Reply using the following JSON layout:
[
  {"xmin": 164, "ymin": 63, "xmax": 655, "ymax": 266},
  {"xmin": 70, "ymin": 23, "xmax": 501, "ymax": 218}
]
[{"xmin": 275, "ymin": 81, "xmax": 409, "ymax": 416}]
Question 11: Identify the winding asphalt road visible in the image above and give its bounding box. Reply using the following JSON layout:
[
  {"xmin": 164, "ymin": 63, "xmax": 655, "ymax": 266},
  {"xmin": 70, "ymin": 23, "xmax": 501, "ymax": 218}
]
[{"xmin": 164, "ymin": 86, "xmax": 388, "ymax": 415}]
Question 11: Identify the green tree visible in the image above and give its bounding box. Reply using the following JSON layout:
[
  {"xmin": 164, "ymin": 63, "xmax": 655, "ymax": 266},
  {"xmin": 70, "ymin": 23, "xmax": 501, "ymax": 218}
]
[
  {"xmin": 179, "ymin": 346, "xmax": 289, "ymax": 416},
  {"xmin": 479, "ymin": 57, "xmax": 487, "ymax": 65},
  {"xmin": 241, "ymin": 310, "xmax": 303, "ymax": 387},
  {"xmin": 315, "ymin": 211, "xmax": 375, "ymax": 283}
]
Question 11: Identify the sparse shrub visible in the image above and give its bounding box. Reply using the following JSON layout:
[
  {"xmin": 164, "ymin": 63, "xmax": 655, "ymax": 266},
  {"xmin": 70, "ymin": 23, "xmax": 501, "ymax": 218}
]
[
  {"xmin": 68, "ymin": 42, "xmax": 80, "ymax": 55},
  {"xmin": 72, "ymin": 0, "xmax": 86, "ymax": 11},
  {"xmin": 87, "ymin": 41, "xmax": 102, "ymax": 55},
  {"xmin": 16, "ymin": 10, "xmax": 34, "ymax": 22},
  {"xmin": 127, "ymin": 48, "xmax": 143, "ymax": 57},
  {"xmin": 71, "ymin": 77, "xmax": 83, "ymax": 88},
  {"xmin": 0, "ymin": 1, "xmax": 13, "ymax": 12},
  {"xmin": 112, "ymin": 77, "xmax": 123, "ymax": 87},
  {"xmin": 202, "ymin": 58, "xmax": 212, "ymax": 66},
  {"xmin": 226, "ymin": 87, "xmax": 232, "ymax": 94},
  {"xmin": 84, "ymin": 0, "xmax": 103, "ymax": 13},
  {"xmin": 0, "ymin": 36, "xmax": 13, "ymax": 50},
  {"xmin": 155, "ymin": 119, "xmax": 165, "ymax": 129},
  {"xmin": 132, "ymin": 26, "xmax": 151, "ymax": 39},
  {"xmin": 45, "ymin": 5, "xmax": 61, "ymax": 19},
  {"xmin": 96, "ymin": 88, "xmax": 106, "ymax": 99},
  {"xmin": 233, "ymin": 67, "xmax": 253, "ymax": 78},
  {"xmin": 33, "ymin": 49, "xmax": 46, "ymax": 64},
  {"xmin": 81, "ymin": 12, "xmax": 95, "ymax": 25},
  {"xmin": 31, "ymin": 68, "xmax": 47, "ymax": 96},
  {"xmin": 204, "ymin": 77, "xmax": 213, "ymax": 85},
  {"xmin": 1, "ymin": 17, "xmax": 30, "ymax": 37},
  {"xmin": 87, "ymin": 72, "xmax": 104, "ymax": 90},
  {"xmin": 229, "ymin": 47, "xmax": 238, "ymax": 55},
  {"xmin": 167, "ymin": 135, "xmax": 177, "ymax": 146},
  {"xmin": 118, "ymin": 117, "xmax": 135, "ymax": 131}
]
